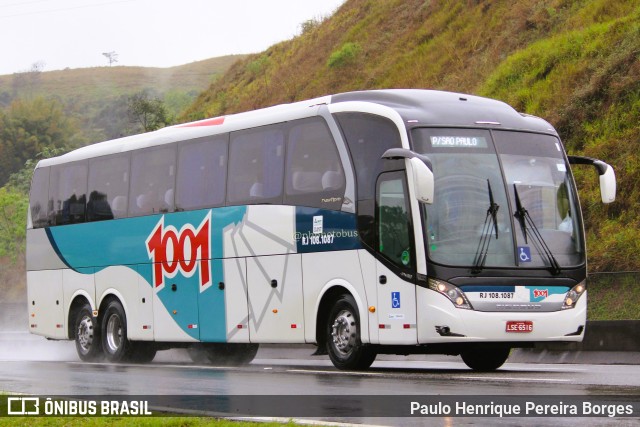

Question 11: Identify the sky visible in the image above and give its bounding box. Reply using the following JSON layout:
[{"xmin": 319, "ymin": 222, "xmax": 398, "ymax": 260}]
[{"xmin": 0, "ymin": 0, "xmax": 345, "ymax": 75}]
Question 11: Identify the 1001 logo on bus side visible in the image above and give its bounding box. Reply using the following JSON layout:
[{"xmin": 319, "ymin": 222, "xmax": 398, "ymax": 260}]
[{"xmin": 145, "ymin": 212, "xmax": 212, "ymax": 291}]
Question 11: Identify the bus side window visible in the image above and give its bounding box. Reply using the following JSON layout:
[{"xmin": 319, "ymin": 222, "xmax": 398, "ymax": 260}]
[
  {"xmin": 227, "ymin": 125, "xmax": 285, "ymax": 206},
  {"xmin": 284, "ymin": 118, "xmax": 345, "ymax": 210},
  {"xmin": 335, "ymin": 113, "xmax": 404, "ymax": 249},
  {"xmin": 376, "ymin": 173, "xmax": 413, "ymax": 271},
  {"xmin": 129, "ymin": 146, "xmax": 176, "ymax": 217},
  {"xmin": 29, "ymin": 167, "xmax": 50, "ymax": 228},
  {"xmin": 48, "ymin": 162, "xmax": 88, "ymax": 226},
  {"xmin": 176, "ymin": 135, "xmax": 228, "ymax": 211},
  {"xmin": 88, "ymin": 154, "xmax": 130, "ymax": 221}
]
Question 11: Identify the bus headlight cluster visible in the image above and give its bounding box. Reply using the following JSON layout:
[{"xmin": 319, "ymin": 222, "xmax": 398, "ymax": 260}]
[
  {"xmin": 562, "ymin": 281, "xmax": 586, "ymax": 310},
  {"xmin": 428, "ymin": 278, "xmax": 472, "ymax": 310}
]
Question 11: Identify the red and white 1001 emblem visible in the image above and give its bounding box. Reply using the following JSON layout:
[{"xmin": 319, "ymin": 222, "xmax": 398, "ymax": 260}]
[{"xmin": 145, "ymin": 212, "xmax": 212, "ymax": 292}]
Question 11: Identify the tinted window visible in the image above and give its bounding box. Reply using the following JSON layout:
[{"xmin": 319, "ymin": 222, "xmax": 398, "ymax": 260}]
[
  {"xmin": 335, "ymin": 113, "xmax": 402, "ymax": 200},
  {"xmin": 377, "ymin": 172, "xmax": 413, "ymax": 271},
  {"xmin": 48, "ymin": 162, "xmax": 88, "ymax": 225},
  {"xmin": 176, "ymin": 135, "xmax": 228, "ymax": 211},
  {"xmin": 336, "ymin": 113, "xmax": 403, "ymax": 248},
  {"xmin": 284, "ymin": 118, "xmax": 345, "ymax": 210},
  {"xmin": 88, "ymin": 154, "xmax": 130, "ymax": 221},
  {"xmin": 29, "ymin": 167, "xmax": 50, "ymax": 228},
  {"xmin": 227, "ymin": 125, "xmax": 285, "ymax": 205},
  {"xmin": 129, "ymin": 146, "xmax": 176, "ymax": 216}
]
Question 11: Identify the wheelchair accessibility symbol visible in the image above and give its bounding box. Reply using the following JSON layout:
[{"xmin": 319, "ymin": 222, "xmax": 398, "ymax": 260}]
[
  {"xmin": 518, "ymin": 246, "xmax": 532, "ymax": 262},
  {"xmin": 391, "ymin": 292, "xmax": 401, "ymax": 309}
]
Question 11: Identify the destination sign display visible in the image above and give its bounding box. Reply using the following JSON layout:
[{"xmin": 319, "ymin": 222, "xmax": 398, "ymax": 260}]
[{"xmin": 430, "ymin": 136, "xmax": 488, "ymax": 148}]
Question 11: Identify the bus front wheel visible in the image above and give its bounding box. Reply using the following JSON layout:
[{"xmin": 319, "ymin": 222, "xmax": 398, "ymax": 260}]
[
  {"xmin": 326, "ymin": 294, "xmax": 376, "ymax": 370},
  {"xmin": 101, "ymin": 300, "xmax": 131, "ymax": 363},
  {"xmin": 460, "ymin": 345, "xmax": 511, "ymax": 371},
  {"xmin": 74, "ymin": 303, "xmax": 102, "ymax": 362}
]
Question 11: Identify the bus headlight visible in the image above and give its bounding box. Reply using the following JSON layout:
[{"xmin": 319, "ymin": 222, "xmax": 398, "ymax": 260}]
[
  {"xmin": 428, "ymin": 278, "xmax": 472, "ymax": 310},
  {"xmin": 562, "ymin": 281, "xmax": 586, "ymax": 310}
]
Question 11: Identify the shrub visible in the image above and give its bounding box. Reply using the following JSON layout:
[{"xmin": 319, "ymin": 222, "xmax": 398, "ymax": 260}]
[{"xmin": 327, "ymin": 42, "xmax": 362, "ymax": 68}]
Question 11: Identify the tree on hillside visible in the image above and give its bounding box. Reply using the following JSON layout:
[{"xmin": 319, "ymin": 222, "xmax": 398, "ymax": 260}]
[
  {"xmin": 128, "ymin": 90, "xmax": 171, "ymax": 132},
  {"xmin": 91, "ymin": 94, "xmax": 136, "ymax": 140},
  {"xmin": 6, "ymin": 146, "xmax": 68, "ymax": 195},
  {"xmin": 102, "ymin": 51, "xmax": 118, "ymax": 66},
  {"xmin": 0, "ymin": 97, "xmax": 80, "ymax": 186}
]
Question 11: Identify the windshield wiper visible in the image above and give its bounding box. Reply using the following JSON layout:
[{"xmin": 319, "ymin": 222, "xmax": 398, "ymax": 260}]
[
  {"xmin": 472, "ymin": 179, "xmax": 499, "ymax": 274},
  {"xmin": 513, "ymin": 184, "xmax": 561, "ymax": 275}
]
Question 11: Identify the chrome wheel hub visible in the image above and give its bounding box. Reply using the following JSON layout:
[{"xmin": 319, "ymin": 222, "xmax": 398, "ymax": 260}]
[
  {"xmin": 76, "ymin": 315, "xmax": 93, "ymax": 353},
  {"xmin": 106, "ymin": 314, "xmax": 122, "ymax": 353},
  {"xmin": 331, "ymin": 309, "xmax": 357, "ymax": 355}
]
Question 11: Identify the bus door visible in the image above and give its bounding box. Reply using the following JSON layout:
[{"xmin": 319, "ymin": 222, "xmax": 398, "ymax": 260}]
[{"xmin": 375, "ymin": 172, "xmax": 418, "ymax": 345}]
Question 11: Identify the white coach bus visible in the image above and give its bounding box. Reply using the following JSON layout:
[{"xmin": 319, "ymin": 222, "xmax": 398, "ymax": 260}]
[{"xmin": 26, "ymin": 89, "xmax": 616, "ymax": 371}]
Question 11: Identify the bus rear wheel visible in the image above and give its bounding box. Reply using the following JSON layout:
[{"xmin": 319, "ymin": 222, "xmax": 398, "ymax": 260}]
[
  {"xmin": 326, "ymin": 294, "xmax": 376, "ymax": 370},
  {"xmin": 188, "ymin": 343, "xmax": 259, "ymax": 366},
  {"xmin": 74, "ymin": 303, "xmax": 102, "ymax": 362},
  {"xmin": 461, "ymin": 345, "xmax": 511, "ymax": 371},
  {"xmin": 101, "ymin": 300, "xmax": 132, "ymax": 363}
]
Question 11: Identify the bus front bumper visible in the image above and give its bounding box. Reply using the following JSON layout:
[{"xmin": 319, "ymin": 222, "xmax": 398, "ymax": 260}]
[{"xmin": 416, "ymin": 286, "xmax": 587, "ymax": 344}]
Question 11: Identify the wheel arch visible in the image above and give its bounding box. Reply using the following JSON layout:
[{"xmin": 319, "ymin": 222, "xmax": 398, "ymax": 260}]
[
  {"xmin": 97, "ymin": 289, "xmax": 129, "ymax": 325},
  {"xmin": 315, "ymin": 281, "xmax": 369, "ymax": 350},
  {"xmin": 66, "ymin": 291, "xmax": 95, "ymax": 340}
]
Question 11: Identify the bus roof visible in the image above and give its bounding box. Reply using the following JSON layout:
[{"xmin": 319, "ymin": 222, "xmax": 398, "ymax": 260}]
[
  {"xmin": 332, "ymin": 89, "xmax": 556, "ymax": 134},
  {"xmin": 37, "ymin": 89, "xmax": 556, "ymax": 168}
]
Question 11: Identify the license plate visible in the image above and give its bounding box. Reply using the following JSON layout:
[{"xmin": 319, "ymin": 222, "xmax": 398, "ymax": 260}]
[
  {"xmin": 506, "ymin": 320, "xmax": 533, "ymax": 333},
  {"xmin": 477, "ymin": 292, "xmax": 515, "ymax": 300}
]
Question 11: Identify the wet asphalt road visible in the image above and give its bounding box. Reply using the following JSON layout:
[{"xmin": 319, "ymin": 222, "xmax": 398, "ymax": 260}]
[{"xmin": 1, "ymin": 332, "xmax": 639, "ymax": 426}]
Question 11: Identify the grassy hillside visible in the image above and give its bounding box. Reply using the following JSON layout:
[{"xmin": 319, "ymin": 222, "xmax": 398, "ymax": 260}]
[
  {"xmin": 0, "ymin": 55, "xmax": 243, "ymax": 101},
  {"xmin": 182, "ymin": 0, "xmax": 640, "ymax": 272},
  {"xmin": 0, "ymin": 55, "xmax": 245, "ymax": 142}
]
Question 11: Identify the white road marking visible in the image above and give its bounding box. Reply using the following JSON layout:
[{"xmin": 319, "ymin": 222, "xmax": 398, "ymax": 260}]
[
  {"xmin": 287, "ymin": 369, "xmax": 386, "ymax": 376},
  {"xmin": 286, "ymin": 368, "xmax": 574, "ymax": 383},
  {"xmin": 458, "ymin": 376, "xmax": 572, "ymax": 382}
]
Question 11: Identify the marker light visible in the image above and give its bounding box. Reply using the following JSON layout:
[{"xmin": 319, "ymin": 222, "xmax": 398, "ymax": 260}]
[
  {"xmin": 428, "ymin": 278, "xmax": 472, "ymax": 310},
  {"xmin": 562, "ymin": 281, "xmax": 586, "ymax": 310}
]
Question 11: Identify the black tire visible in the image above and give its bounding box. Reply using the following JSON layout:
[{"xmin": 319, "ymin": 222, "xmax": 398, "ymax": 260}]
[
  {"xmin": 188, "ymin": 343, "xmax": 259, "ymax": 366},
  {"xmin": 326, "ymin": 294, "xmax": 376, "ymax": 370},
  {"xmin": 101, "ymin": 299, "xmax": 132, "ymax": 363},
  {"xmin": 461, "ymin": 345, "xmax": 511, "ymax": 371},
  {"xmin": 74, "ymin": 303, "xmax": 102, "ymax": 362}
]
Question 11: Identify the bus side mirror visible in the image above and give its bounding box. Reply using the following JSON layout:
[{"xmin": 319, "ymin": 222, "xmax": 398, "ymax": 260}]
[
  {"xmin": 598, "ymin": 162, "xmax": 616, "ymax": 203},
  {"xmin": 381, "ymin": 148, "xmax": 434, "ymax": 204},
  {"xmin": 568, "ymin": 155, "xmax": 616, "ymax": 204},
  {"xmin": 409, "ymin": 157, "xmax": 434, "ymax": 204}
]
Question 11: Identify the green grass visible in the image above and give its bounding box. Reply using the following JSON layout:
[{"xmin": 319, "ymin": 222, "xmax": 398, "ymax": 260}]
[
  {"xmin": 587, "ymin": 273, "xmax": 640, "ymax": 320},
  {"xmin": 0, "ymin": 418, "xmax": 301, "ymax": 427}
]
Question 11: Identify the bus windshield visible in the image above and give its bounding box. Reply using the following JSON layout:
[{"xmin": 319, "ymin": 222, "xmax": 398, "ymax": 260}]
[{"xmin": 411, "ymin": 128, "xmax": 584, "ymax": 270}]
